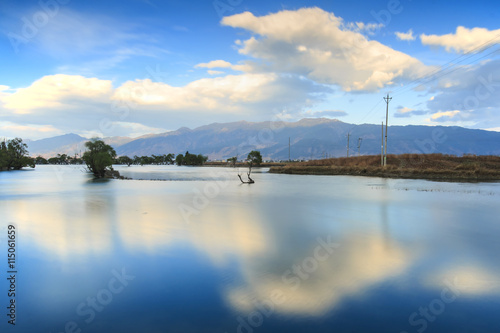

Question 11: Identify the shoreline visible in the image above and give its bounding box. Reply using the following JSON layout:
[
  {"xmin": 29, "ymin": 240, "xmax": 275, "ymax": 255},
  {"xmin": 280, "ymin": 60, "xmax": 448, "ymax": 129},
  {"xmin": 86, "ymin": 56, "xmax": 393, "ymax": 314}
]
[
  {"xmin": 268, "ymin": 154, "xmax": 500, "ymax": 182},
  {"xmin": 203, "ymin": 162, "xmax": 285, "ymax": 168},
  {"xmin": 268, "ymin": 165, "xmax": 500, "ymax": 182}
]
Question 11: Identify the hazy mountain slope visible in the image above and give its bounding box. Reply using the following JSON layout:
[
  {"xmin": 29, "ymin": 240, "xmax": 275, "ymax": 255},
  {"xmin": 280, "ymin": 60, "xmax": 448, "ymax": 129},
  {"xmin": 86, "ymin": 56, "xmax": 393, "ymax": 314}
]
[
  {"xmin": 27, "ymin": 134, "xmax": 135, "ymax": 157},
  {"xmin": 27, "ymin": 119, "xmax": 500, "ymax": 160},
  {"xmin": 114, "ymin": 118, "xmax": 500, "ymax": 160},
  {"xmin": 27, "ymin": 134, "xmax": 86, "ymax": 156}
]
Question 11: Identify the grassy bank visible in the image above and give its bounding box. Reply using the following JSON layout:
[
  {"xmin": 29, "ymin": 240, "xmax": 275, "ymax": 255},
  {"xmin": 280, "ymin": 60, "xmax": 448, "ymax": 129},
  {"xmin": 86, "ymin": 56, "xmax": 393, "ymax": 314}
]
[
  {"xmin": 269, "ymin": 154, "xmax": 500, "ymax": 181},
  {"xmin": 204, "ymin": 161, "xmax": 286, "ymax": 167}
]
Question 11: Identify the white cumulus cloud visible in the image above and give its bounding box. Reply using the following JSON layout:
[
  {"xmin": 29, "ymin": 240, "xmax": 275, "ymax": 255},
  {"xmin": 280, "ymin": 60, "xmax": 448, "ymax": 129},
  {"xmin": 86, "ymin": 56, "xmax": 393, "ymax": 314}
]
[
  {"xmin": 195, "ymin": 60, "xmax": 233, "ymax": 69},
  {"xmin": 420, "ymin": 26, "xmax": 500, "ymax": 53},
  {"xmin": 429, "ymin": 110, "xmax": 461, "ymax": 121},
  {"xmin": 395, "ymin": 29, "xmax": 416, "ymax": 41},
  {"xmin": 221, "ymin": 7, "xmax": 429, "ymax": 92},
  {"xmin": 0, "ymin": 71, "xmax": 327, "ymax": 139},
  {"xmin": 113, "ymin": 74, "xmax": 279, "ymax": 111},
  {"xmin": 0, "ymin": 74, "xmax": 113, "ymax": 113}
]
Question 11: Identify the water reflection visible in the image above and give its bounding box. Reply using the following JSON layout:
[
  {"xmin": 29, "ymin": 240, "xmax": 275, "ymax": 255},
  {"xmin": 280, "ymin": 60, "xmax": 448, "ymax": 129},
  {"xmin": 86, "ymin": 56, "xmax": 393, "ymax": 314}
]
[
  {"xmin": 9, "ymin": 197, "xmax": 115, "ymax": 259},
  {"xmin": 423, "ymin": 265, "xmax": 500, "ymax": 296},
  {"xmin": 2, "ymin": 166, "xmax": 500, "ymax": 332},
  {"xmin": 224, "ymin": 232, "xmax": 409, "ymax": 316}
]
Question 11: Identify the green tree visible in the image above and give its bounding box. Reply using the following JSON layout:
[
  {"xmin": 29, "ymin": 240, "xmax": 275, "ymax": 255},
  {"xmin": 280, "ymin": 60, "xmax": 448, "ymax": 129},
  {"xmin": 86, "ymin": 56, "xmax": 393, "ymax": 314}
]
[
  {"xmin": 174, "ymin": 152, "xmax": 206, "ymax": 166},
  {"xmin": 227, "ymin": 156, "xmax": 237, "ymax": 167},
  {"xmin": 35, "ymin": 156, "xmax": 48, "ymax": 165},
  {"xmin": 175, "ymin": 154, "xmax": 184, "ymax": 166},
  {"xmin": 117, "ymin": 155, "xmax": 133, "ymax": 166},
  {"xmin": 0, "ymin": 138, "xmax": 35, "ymax": 170},
  {"xmin": 138, "ymin": 155, "xmax": 153, "ymax": 166},
  {"xmin": 238, "ymin": 151, "xmax": 260, "ymax": 184},
  {"xmin": 67, "ymin": 155, "xmax": 83, "ymax": 165},
  {"xmin": 82, "ymin": 139, "xmax": 116, "ymax": 177},
  {"xmin": 58, "ymin": 154, "xmax": 68, "ymax": 164},
  {"xmin": 164, "ymin": 153, "xmax": 175, "ymax": 165},
  {"xmin": 246, "ymin": 150, "xmax": 262, "ymax": 167},
  {"xmin": 183, "ymin": 151, "xmax": 194, "ymax": 165},
  {"xmin": 0, "ymin": 141, "xmax": 7, "ymax": 170},
  {"xmin": 197, "ymin": 154, "xmax": 208, "ymax": 165}
]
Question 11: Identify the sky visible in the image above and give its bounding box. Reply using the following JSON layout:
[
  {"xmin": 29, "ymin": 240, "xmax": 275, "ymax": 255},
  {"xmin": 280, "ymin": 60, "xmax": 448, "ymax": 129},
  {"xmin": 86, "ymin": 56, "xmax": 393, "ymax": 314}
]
[{"xmin": 1, "ymin": 0, "xmax": 499, "ymax": 140}]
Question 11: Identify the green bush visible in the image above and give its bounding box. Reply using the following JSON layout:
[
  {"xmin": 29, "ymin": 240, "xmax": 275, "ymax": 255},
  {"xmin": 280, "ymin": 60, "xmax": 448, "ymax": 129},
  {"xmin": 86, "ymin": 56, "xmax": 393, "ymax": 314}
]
[
  {"xmin": 82, "ymin": 139, "xmax": 116, "ymax": 177},
  {"xmin": 0, "ymin": 138, "xmax": 35, "ymax": 171}
]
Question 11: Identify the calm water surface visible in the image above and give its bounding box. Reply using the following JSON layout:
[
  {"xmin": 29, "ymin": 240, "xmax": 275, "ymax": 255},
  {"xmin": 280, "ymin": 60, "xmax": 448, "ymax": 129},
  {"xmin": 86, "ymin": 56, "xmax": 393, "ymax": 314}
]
[{"xmin": 1, "ymin": 165, "xmax": 500, "ymax": 332}]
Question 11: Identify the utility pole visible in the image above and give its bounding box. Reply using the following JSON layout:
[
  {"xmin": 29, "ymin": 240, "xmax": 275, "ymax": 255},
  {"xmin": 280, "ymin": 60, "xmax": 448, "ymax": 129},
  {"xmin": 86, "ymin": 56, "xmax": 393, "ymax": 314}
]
[
  {"xmin": 288, "ymin": 137, "xmax": 291, "ymax": 162},
  {"xmin": 383, "ymin": 93, "xmax": 392, "ymax": 166},
  {"xmin": 346, "ymin": 132, "xmax": 350, "ymax": 158},
  {"xmin": 381, "ymin": 122, "xmax": 384, "ymax": 166},
  {"xmin": 357, "ymin": 138, "xmax": 362, "ymax": 156}
]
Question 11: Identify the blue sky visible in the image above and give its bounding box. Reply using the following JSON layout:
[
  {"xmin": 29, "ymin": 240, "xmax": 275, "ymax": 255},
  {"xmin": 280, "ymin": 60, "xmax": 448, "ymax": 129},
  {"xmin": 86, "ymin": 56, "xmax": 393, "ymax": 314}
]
[{"xmin": 1, "ymin": 0, "xmax": 499, "ymax": 139}]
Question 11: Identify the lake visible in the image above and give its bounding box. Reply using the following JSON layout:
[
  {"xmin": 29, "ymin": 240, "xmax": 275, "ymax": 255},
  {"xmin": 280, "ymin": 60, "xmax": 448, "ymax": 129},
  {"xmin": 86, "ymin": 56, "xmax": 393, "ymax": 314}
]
[{"xmin": 1, "ymin": 165, "xmax": 500, "ymax": 332}]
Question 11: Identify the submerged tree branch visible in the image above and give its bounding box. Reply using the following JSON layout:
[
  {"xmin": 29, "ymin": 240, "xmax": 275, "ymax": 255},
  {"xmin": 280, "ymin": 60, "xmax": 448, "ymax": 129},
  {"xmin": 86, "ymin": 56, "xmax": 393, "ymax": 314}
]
[{"xmin": 238, "ymin": 163, "xmax": 255, "ymax": 184}]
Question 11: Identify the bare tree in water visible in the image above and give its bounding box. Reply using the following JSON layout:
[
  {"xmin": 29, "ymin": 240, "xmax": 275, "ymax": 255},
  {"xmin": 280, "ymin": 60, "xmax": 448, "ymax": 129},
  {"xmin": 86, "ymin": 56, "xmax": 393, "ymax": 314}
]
[{"xmin": 238, "ymin": 150, "xmax": 262, "ymax": 184}]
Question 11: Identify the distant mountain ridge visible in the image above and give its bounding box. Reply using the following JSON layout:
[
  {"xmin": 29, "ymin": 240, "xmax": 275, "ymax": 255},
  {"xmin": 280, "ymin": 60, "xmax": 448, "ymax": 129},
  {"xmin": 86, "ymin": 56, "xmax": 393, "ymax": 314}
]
[
  {"xmin": 115, "ymin": 118, "xmax": 500, "ymax": 160},
  {"xmin": 26, "ymin": 118, "xmax": 500, "ymax": 160},
  {"xmin": 27, "ymin": 133, "xmax": 86, "ymax": 155},
  {"xmin": 27, "ymin": 134, "xmax": 134, "ymax": 158}
]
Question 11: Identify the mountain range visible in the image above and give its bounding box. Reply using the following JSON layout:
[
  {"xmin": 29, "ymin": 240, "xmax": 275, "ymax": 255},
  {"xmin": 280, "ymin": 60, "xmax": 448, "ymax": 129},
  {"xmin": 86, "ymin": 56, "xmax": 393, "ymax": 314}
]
[{"xmin": 27, "ymin": 118, "xmax": 500, "ymax": 160}]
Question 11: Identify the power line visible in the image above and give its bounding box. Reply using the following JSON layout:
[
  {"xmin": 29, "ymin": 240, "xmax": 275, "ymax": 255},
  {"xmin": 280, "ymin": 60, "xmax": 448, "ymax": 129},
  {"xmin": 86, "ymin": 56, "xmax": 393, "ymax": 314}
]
[
  {"xmin": 346, "ymin": 98, "xmax": 383, "ymax": 134},
  {"xmin": 341, "ymin": 33, "xmax": 500, "ymax": 145},
  {"xmin": 391, "ymin": 34, "xmax": 500, "ymax": 97},
  {"xmin": 394, "ymin": 47, "xmax": 500, "ymax": 97}
]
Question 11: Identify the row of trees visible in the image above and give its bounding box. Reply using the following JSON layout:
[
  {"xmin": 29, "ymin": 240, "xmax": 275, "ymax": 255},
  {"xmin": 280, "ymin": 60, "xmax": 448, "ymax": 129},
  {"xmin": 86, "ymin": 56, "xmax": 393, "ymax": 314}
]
[
  {"xmin": 1, "ymin": 137, "xmax": 262, "ymax": 181},
  {"xmin": 123, "ymin": 154, "xmax": 175, "ymax": 166},
  {"xmin": 34, "ymin": 153, "xmax": 176, "ymax": 166},
  {"xmin": 81, "ymin": 140, "xmax": 210, "ymax": 177},
  {"xmin": 35, "ymin": 154, "xmax": 83, "ymax": 165},
  {"xmin": 175, "ymin": 152, "xmax": 208, "ymax": 166},
  {"xmin": 115, "ymin": 152, "xmax": 207, "ymax": 166},
  {"xmin": 0, "ymin": 138, "xmax": 35, "ymax": 171}
]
